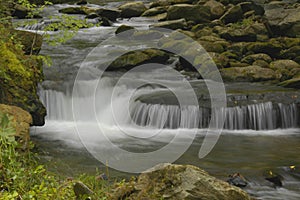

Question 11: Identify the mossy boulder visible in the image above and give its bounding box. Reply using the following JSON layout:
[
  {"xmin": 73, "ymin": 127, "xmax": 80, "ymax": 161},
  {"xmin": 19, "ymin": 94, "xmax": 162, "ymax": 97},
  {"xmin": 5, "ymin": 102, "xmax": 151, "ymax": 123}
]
[
  {"xmin": 108, "ymin": 49, "xmax": 170, "ymax": 71},
  {"xmin": 59, "ymin": 6, "xmax": 89, "ymax": 15},
  {"xmin": 246, "ymin": 41, "xmax": 282, "ymax": 58},
  {"xmin": 220, "ymin": 5, "xmax": 243, "ymax": 24},
  {"xmin": 142, "ymin": 6, "xmax": 167, "ymax": 17},
  {"xmin": 113, "ymin": 163, "xmax": 252, "ymax": 200},
  {"xmin": 219, "ymin": 26, "xmax": 257, "ymax": 42},
  {"xmin": 150, "ymin": 18, "xmax": 187, "ymax": 30},
  {"xmin": 166, "ymin": 4, "xmax": 211, "ymax": 23},
  {"xmin": 0, "ymin": 104, "xmax": 32, "ymax": 147},
  {"xmin": 269, "ymin": 59, "xmax": 300, "ymax": 81},
  {"xmin": 241, "ymin": 53, "xmax": 272, "ymax": 65},
  {"xmin": 15, "ymin": 30, "xmax": 43, "ymax": 55},
  {"xmin": 220, "ymin": 65, "xmax": 278, "ymax": 82},
  {"xmin": 280, "ymin": 46, "xmax": 300, "ymax": 61},
  {"xmin": 203, "ymin": 0, "xmax": 226, "ymax": 19},
  {"xmin": 238, "ymin": 1, "xmax": 264, "ymax": 16},
  {"xmin": 95, "ymin": 8, "xmax": 120, "ymax": 21},
  {"xmin": 279, "ymin": 77, "xmax": 300, "ymax": 89},
  {"xmin": 115, "ymin": 25, "xmax": 135, "ymax": 35},
  {"xmin": 119, "ymin": 1, "xmax": 147, "ymax": 18}
]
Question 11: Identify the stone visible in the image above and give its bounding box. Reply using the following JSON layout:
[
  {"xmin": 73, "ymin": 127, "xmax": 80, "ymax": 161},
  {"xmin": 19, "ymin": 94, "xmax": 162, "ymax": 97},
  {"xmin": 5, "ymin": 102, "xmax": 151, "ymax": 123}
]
[
  {"xmin": 219, "ymin": 26, "xmax": 257, "ymax": 42},
  {"xmin": 203, "ymin": 0, "xmax": 226, "ymax": 19},
  {"xmin": 150, "ymin": 18, "xmax": 187, "ymax": 30},
  {"xmin": 246, "ymin": 41, "xmax": 282, "ymax": 58},
  {"xmin": 142, "ymin": 6, "xmax": 167, "ymax": 17},
  {"xmin": 12, "ymin": 4, "xmax": 41, "ymax": 19},
  {"xmin": 15, "ymin": 30, "xmax": 43, "ymax": 55},
  {"xmin": 166, "ymin": 4, "xmax": 211, "ymax": 23},
  {"xmin": 113, "ymin": 163, "xmax": 252, "ymax": 200},
  {"xmin": 85, "ymin": 12, "xmax": 98, "ymax": 19},
  {"xmin": 253, "ymin": 60, "xmax": 269, "ymax": 68},
  {"xmin": 269, "ymin": 59, "xmax": 300, "ymax": 81},
  {"xmin": 115, "ymin": 25, "xmax": 135, "ymax": 35},
  {"xmin": 227, "ymin": 173, "xmax": 248, "ymax": 188},
  {"xmin": 108, "ymin": 49, "xmax": 169, "ymax": 70},
  {"xmin": 241, "ymin": 53, "xmax": 272, "ymax": 64},
  {"xmin": 73, "ymin": 181, "xmax": 93, "ymax": 199},
  {"xmin": 220, "ymin": 5, "xmax": 243, "ymax": 24},
  {"xmin": 76, "ymin": 0, "xmax": 87, "ymax": 5},
  {"xmin": 280, "ymin": 46, "xmax": 300, "ymax": 60},
  {"xmin": 95, "ymin": 8, "xmax": 120, "ymax": 21},
  {"xmin": 0, "ymin": 104, "xmax": 32, "ymax": 147},
  {"xmin": 279, "ymin": 77, "xmax": 300, "ymax": 89},
  {"xmin": 238, "ymin": 2, "xmax": 264, "ymax": 16},
  {"xmin": 133, "ymin": 30, "xmax": 164, "ymax": 40},
  {"xmin": 59, "ymin": 6, "xmax": 88, "ymax": 15},
  {"xmin": 119, "ymin": 1, "xmax": 147, "ymax": 18},
  {"xmin": 264, "ymin": 5, "xmax": 300, "ymax": 37},
  {"xmin": 220, "ymin": 65, "xmax": 278, "ymax": 82}
]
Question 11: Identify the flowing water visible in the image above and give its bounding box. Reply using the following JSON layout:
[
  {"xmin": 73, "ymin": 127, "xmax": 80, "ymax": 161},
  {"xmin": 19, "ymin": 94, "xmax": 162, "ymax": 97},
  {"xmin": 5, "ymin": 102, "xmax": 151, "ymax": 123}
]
[{"xmin": 16, "ymin": 3, "xmax": 300, "ymax": 199}]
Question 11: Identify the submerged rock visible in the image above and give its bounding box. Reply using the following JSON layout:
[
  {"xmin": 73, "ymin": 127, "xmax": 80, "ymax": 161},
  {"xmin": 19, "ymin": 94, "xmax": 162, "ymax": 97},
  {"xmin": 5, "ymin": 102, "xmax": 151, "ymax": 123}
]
[
  {"xmin": 113, "ymin": 163, "xmax": 252, "ymax": 200},
  {"xmin": 115, "ymin": 24, "xmax": 135, "ymax": 35},
  {"xmin": 227, "ymin": 173, "xmax": 248, "ymax": 188}
]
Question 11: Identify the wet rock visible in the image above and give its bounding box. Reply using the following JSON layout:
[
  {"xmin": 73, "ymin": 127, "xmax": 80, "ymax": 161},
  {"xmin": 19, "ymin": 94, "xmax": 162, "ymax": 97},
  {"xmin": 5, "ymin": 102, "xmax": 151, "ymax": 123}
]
[
  {"xmin": 198, "ymin": 36, "xmax": 227, "ymax": 53},
  {"xmin": 115, "ymin": 25, "xmax": 135, "ymax": 35},
  {"xmin": 238, "ymin": 1, "xmax": 264, "ymax": 16},
  {"xmin": 220, "ymin": 65, "xmax": 278, "ymax": 82},
  {"xmin": 227, "ymin": 173, "xmax": 248, "ymax": 188},
  {"xmin": 113, "ymin": 163, "xmax": 252, "ymax": 200},
  {"xmin": 265, "ymin": 172, "xmax": 283, "ymax": 187},
  {"xmin": 119, "ymin": 1, "xmax": 147, "ymax": 18},
  {"xmin": 219, "ymin": 26, "xmax": 257, "ymax": 42},
  {"xmin": 150, "ymin": 18, "xmax": 187, "ymax": 30},
  {"xmin": 12, "ymin": 4, "xmax": 42, "ymax": 19},
  {"xmin": 76, "ymin": 0, "xmax": 87, "ymax": 5},
  {"xmin": 279, "ymin": 77, "xmax": 300, "ymax": 89},
  {"xmin": 220, "ymin": 5, "xmax": 243, "ymax": 24},
  {"xmin": 142, "ymin": 6, "xmax": 167, "ymax": 17},
  {"xmin": 203, "ymin": 0, "xmax": 226, "ymax": 19},
  {"xmin": 95, "ymin": 8, "xmax": 120, "ymax": 21},
  {"xmin": 0, "ymin": 104, "xmax": 32, "ymax": 147},
  {"xmin": 241, "ymin": 53, "xmax": 272, "ymax": 64},
  {"xmin": 133, "ymin": 30, "xmax": 164, "ymax": 40},
  {"xmin": 166, "ymin": 4, "xmax": 211, "ymax": 23},
  {"xmin": 280, "ymin": 46, "xmax": 300, "ymax": 60},
  {"xmin": 74, "ymin": 181, "xmax": 93, "ymax": 199},
  {"xmin": 108, "ymin": 49, "xmax": 169, "ymax": 71},
  {"xmin": 85, "ymin": 12, "xmax": 98, "ymax": 19},
  {"xmin": 59, "ymin": 6, "xmax": 88, "ymax": 15},
  {"xmin": 150, "ymin": 0, "xmax": 195, "ymax": 8}
]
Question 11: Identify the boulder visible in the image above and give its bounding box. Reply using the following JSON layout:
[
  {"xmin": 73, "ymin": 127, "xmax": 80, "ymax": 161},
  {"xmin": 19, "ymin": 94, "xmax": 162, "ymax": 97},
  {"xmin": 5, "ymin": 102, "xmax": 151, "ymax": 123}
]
[
  {"xmin": 219, "ymin": 26, "xmax": 257, "ymax": 42},
  {"xmin": 0, "ymin": 104, "xmax": 32, "ymax": 147},
  {"xmin": 280, "ymin": 46, "xmax": 300, "ymax": 60},
  {"xmin": 238, "ymin": 1, "xmax": 264, "ymax": 16},
  {"xmin": 150, "ymin": 18, "xmax": 187, "ymax": 30},
  {"xmin": 269, "ymin": 59, "xmax": 300, "ymax": 81},
  {"xmin": 119, "ymin": 2, "xmax": 147, "ymax": 18},
  {"xmin": 76, "ymin": 0, "xmax": 87, "ymax": 5},
  {"xmin": 113, "ymin": 163, "xmax": 252, "ymax": 200},
  {"xmin": 246, "ymin": 41, "xmax": 282, "ymax": 58},
  {"xmin": 220, "ymin": 65, "xmax": 278, "ymax": 82},
  {"xmin": 95, "ymin": 8, "xmax": 120, "ymax": 21},
  {"xmin": 59, "ymin": 6, "xmax": 88, "ymax": 15},
  {"xmin": 279, "ymin": 77, "xmax": 300, "ymax": 89},
  {"xmin": 264, "ymin": 5, "xmax": 300, "ymax": 37},
  {"xmin": 15, "ymin": 30, "xmax": 43, "ymax": 55},
  {"xmin": 203, "ymin": 0, "xmax": 226, "ymax": 19},
  {"xmin": 241, "ymin": 53, "xmax": 272, "ymax": 64},
  {"xmin": 166, "ymin": 4, "xmax": 211, "ymax": 23},
  {"xmin": 150, "ymin": 0, "xmax": 196, "ymax": 8},
  {"xmin": 108, "ymin": 49, "xmax": 169, "ymax": 70},
  {"xmin": 220, "ymin": 5, "xmax": 243, "ymax": 24},
  {"xmin": 12, "ymin": 4, "xmax": 41, "ymax": 19},
  {"xmin": 115, "ymin": 25, "xmax": 135, "ymax": 35},
  {"xmin": 142, "ymin": 6, "xmax": 167, "ymax": 17}
]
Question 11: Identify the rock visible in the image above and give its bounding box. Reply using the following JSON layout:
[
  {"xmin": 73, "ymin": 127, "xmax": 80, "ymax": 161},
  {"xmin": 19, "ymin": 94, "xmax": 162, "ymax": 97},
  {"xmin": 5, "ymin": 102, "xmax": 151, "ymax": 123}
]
[
  {"xmin": 133, "ymin": 30, "xmax": 164, "ymax": 40},
  {"xmin": 59, "ymin": 6, "xmax": 88, "ymax": 15},
  {"xmin": 227, "ymin": 173, "xmax": 248, "ymax": 188},
  {"xmin": 76, "ymin": 0, "xmax": 87, "ymax": 5},
  {"xmin": 246, "ymin": 41, "xmax": 282, "ymax": 58},
  {"xmin": 100, "ymin": 17, "xmax": 113, "ymax": 26},
  {"xmin": 166, "ymin": 4, "xmax": 211, "ymax": 23},
  {"xmin": 220, "ymin": 5, "xmax": 243, "ymax": 24},
  {"xmin": 219, "ymin": 26, "xmax": 257, "ymax": 42},
  {"xmin": 15, "ymin": 30, "xmax": 43, "ymax": 55},
  {"xmin": 108, "ymin": 49, "xmax": 170, "ymax": 70},
  {"xmin": 269, "ymin": 59, "xmax": 300, "ymax": 81},
  {"xmin": 203, "ymin": 0, "xmax": 226, "ymax": 19},
  {"xmin": 119, "ymin": 1, "xmax": 147, "ymax": 18},
  {"xmin": 264, "ymin": 5, "xmax": 300, "ymax": 37},
  {"xmin": 280, "ymin": 46, "xmax": 300, "ymax": 60},
  {"xmin": 142, "ymin": 6, "xmax": 167, "ymax": 17},
  {"xmin": 150, "ymin": 0, "xmax": 196, "ymax": 8},
  {"xmin": 253, "ymin": 60, "xmax": 269, "ymax": 68},
  {"xmin": 265, "ymin": 172, "xmax": 283, "ymax": 187},
  {"xmin": 209, "ymin": 52, "xmax": 230, "ymax": 68},
  {"xmin": 238, "ymin": 2, "xmax": 264, "ymax": 16},
  {"xmin": 220, "ymin": 65, "xmax": 278, "ymax": 82},
  {"xmin": 0, "ymin": 32, "xmax": 46, "ymax": 126},
  {"xmin": 227, "ymin": 42, "xmax": 248, "ymax": 57},
  {"xmin": 95, "ymin": 8, "xmax": 120, "ymax": 21},
  {"xmin": 73, "ymin": 181, "xmax": 93, "ymax": 199},
  {"xmin": 150, "ymin": 18, "xmax": 187, "ymax": 30},
  {"xmin": 0, "ymin": 104, "xmax": 32, "ymax": 147},
  {"xmin": 85, "ymin": 12, "xmax": 98, "ymax": 19},
  {"xmin": 13, "ymin": 4, "xmax": 41, "ymax": 19},
  {"xmin": 115, "ymin": 25, "xmax": 135, "ymax": 35},
  {"xmin": 198, "ymin": 37, "xmax": 227, "ymax": 53},
  {"xmin": 241, "ymin": 53, "xmax": 272, "ymax": 64},
  {"xmin": 113, "ymin": 163, "xmax": 252, "ymax": 200},
  {"xmin": 229, "ymin": 61, "xmax": 249, "ymax": 68},
  {"xmin": 279, "ymin": 77, "xmax": 300, "ymax": 89}
]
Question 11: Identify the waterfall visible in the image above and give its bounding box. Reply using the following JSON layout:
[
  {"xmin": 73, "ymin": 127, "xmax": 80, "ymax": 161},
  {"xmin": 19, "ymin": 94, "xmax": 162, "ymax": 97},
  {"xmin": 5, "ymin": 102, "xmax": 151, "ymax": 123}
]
[{"xmin": 39, "ymin": 79, "xmax": 299, "ymax": 130}]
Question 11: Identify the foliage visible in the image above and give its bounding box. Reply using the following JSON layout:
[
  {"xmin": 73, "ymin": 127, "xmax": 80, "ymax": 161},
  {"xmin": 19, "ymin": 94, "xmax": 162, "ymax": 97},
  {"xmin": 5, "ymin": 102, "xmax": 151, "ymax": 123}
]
[{"xmin": 0, "ymin": 111, "xmax": 113, "ymax": 199}]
